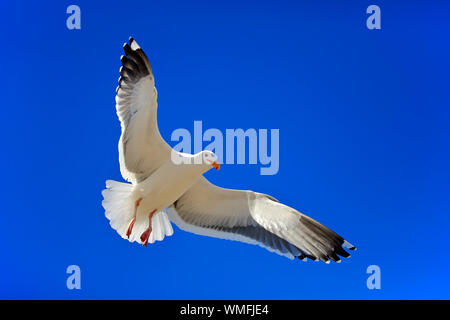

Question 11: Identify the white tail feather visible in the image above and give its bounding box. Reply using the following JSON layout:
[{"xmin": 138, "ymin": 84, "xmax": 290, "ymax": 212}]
[{"xmin": 101, "ymin": 180, "xmax": 174, "ymax": 244}]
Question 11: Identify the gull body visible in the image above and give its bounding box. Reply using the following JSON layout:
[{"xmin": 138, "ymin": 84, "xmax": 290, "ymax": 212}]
[{"xmin": 130, "ymin": 152, "xmax": 216, "ymax": 219}]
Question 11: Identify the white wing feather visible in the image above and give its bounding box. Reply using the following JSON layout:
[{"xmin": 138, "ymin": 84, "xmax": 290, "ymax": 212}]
[
  {"xmin": 115, "ymin": 38, "xmax": 171, "ymax": 184},
  {"xmin": 168, "ymin": 177, "xmax": 355, "ymax": 262}
]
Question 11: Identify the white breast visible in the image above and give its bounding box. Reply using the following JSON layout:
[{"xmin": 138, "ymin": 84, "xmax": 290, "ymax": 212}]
[{"xmin": 133, "ymin": 159, "xmax": 204, "ymax": 216}]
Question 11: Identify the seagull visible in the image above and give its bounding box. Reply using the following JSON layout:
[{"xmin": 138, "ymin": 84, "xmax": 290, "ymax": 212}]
[{"xmin": 102, "ymin": 37, "xmax": 356, "ymax": 262}]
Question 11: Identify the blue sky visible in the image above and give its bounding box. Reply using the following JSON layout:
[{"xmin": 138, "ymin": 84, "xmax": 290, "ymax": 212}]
[{"xmin": 1, "ymin": 0, "xmax": 449, "ymax": 299}]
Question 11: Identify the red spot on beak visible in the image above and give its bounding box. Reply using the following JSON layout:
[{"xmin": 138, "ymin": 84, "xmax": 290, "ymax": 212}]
[{"xmin": 211, "ymin": 161, "xmax": 220, "ymax": 170}]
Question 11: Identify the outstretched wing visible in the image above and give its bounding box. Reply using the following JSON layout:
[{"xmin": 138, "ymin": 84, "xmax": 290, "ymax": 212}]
[
  {"xmin": 167, "ymin": 177, "xmax": 356, "ymax": 262},
  {"xmin": 115, "ymin": 37, "xmax": 171, "ymax": 184}
]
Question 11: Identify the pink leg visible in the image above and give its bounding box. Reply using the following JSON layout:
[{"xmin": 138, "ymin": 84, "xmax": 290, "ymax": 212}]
[
  {"xmin": 126, "ymin": 198, "xmax": 142, "ymax": 238},
  {"xmin": 140, "ymin": 209, "xmax": 157, "ymax": 247},
  {"xmin": 126, "ymin": 217, "xmax": 136, "ymax": 238}
]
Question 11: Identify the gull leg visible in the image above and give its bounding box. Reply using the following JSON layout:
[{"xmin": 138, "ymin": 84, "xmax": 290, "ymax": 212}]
[
  {"xmin": 126, "ymin": 198, "xmax": 142, "ymax": 238},
  {"xmin": 140, "ymin": 209, "xmax": 157, "ymax": 247}
]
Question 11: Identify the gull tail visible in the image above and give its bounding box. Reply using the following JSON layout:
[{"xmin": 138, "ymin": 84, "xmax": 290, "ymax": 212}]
[{"xmin": 101, "ymin": 180, "xmax": 174, "ymax": 245}]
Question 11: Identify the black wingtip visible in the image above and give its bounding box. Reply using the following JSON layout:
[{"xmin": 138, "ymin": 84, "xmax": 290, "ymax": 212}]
[
  {"xmin": 123, "ymin": 43, "xmax": 133, "ymax": 57},
  {"xmin": 118, "ymin": 37, "xmax": 151, "ymax": 83},
  {"xmin": 129, "ymin": 36, "xmax": 134, "ymax": 44},
  {"xmin": 336, "ymin": 246, "xmax": 351, "ymax": 258},
  {"xmin": 328, "ymin": 252, "xmax": 341, "ymax": 263}
]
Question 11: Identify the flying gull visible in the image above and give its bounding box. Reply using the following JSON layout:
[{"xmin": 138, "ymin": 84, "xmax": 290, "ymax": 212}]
[{"xmin": 102, "ymin": 37, "xmax": 356, "ymax": 263}]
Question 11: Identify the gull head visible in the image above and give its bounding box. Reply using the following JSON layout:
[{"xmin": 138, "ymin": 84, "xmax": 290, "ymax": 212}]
[{"xmin": 201, "ymin": 150, "xmax": 220, "ymax": 170}]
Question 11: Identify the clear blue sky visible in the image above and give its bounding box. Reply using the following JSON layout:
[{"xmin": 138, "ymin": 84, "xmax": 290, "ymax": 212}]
[{"xmin": 1, "ymin": 0, "xmax": 449, "ymax": 299}]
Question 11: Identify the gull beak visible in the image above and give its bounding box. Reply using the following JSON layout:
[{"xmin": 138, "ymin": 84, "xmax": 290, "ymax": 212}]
[{"xmin": 211, "ymin": 161, "xmax": 220, "ymax": 170}]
